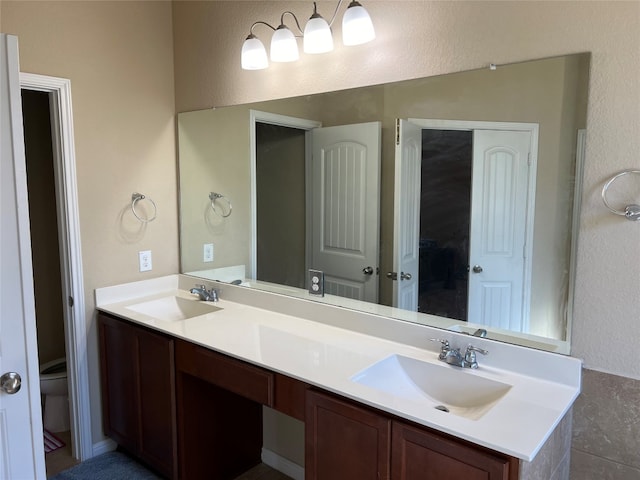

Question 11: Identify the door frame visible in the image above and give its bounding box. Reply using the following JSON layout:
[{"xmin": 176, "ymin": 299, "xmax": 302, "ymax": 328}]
[
  {"xmin": 248, "ymin": 110, "xmax": 322, "ymax": 279},
  {"xmin": 407, "ymin": 118, "xmax": 538, "ymax": 331},
  {"xmin": 20, "ymin": 73, "xmax": 92, "ymax": 460}
]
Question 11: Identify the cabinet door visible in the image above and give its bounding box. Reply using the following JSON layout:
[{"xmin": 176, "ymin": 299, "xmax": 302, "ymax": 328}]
[
  {"xmin": 137, "ymin": 326, "xmax": 177, "ymax": 478},
  {"xmin": 306, "ymin": 390, "xmax": 391, "ymax": 480},
  {"xmin": 98, "ymin": 314, "xmax": 139, "ymax": 452},
  {"xmin": 98, "ymin": 313, "xmax": 177, "ymax": 479},
  {"xmin": 392, "ymin": 421, "xmax": 516, "ymax": 480}
]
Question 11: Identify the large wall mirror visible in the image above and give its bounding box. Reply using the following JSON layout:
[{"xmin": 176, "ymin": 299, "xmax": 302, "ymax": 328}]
[{"xmin": 178, "ymin": 53, "xmax": 590, "ymax": 354}]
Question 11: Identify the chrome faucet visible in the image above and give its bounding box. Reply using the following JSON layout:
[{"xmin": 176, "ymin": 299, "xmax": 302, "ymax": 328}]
[
  {"xmin": 189, "ymin": 284, "xmax": 219, "ymax": 302},
  {"xmin": 472, "ymin": 328, "xmax": 488, "ymax": 338},
  {"xmin": 430, "ymin": 339, "xmax": 488, "ymax": 369}
]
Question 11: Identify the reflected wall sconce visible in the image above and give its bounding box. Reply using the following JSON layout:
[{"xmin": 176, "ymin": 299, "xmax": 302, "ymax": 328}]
[{"xmin": 241, "ymin": 0, "xmax": 375, "ymax": 70}]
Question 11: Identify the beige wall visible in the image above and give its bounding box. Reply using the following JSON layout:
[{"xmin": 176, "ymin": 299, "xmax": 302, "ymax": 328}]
[
  {"xmin": 1, "ymin": 0, "xmax": 177, "ymax": 443},
  {"xmin": 173, "ymin": 0, "xmax": 640, "ymax": 380}
]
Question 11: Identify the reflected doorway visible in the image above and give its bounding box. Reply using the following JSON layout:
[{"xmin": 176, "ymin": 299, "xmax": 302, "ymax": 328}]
[{"xmin": 419, "ymin": 130, "xmax": 472, "ymax": 320}]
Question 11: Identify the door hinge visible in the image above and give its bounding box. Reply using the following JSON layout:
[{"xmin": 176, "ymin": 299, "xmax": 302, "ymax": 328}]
[
  {"xmin": 395, "ymin": 118, "xmax": 400, "ymax": 146},
  {"xmin": 527, "ymin": 152, "xmax": 532, "ymax": 166},
  {"xmin": 68, "ymin": 296, "xmax": 74, "ymax": 308}
]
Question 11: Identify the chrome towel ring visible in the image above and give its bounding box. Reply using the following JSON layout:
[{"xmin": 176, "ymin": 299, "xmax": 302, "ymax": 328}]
[
  {"xmin": 131, "ymin": 193, "xmax": 157, "ymax": 223},
  {"xmin": 601, "ymin": 170, "xmax": 640, "ymax": 221},
  {"xmin": 209, "ymin": 192, "xmax": 232, "ymax": 218}
]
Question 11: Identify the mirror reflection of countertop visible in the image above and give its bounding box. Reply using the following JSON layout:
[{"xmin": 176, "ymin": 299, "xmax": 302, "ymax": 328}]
[{"xmin": 95, "ymin": 274, "xmax": 581, "ymax": 462}]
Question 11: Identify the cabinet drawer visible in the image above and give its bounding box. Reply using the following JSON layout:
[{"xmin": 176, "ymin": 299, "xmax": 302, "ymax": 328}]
[
  {"xmin": 274, "ymin": 373, "xmax": 308, "ymax": 421},
  {"xmin": 176, "ymin": 339, "xmax": 274, "ymax": 406}
]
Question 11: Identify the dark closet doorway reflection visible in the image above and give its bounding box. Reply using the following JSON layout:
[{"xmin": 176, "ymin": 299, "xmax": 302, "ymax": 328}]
[
  {"xmin": 255, "ymin": 122, "xmax": 306, "ymax": 289},
  {"xmin": 419, "ymin": 129, "xmax": 472, "ymax": 321}
]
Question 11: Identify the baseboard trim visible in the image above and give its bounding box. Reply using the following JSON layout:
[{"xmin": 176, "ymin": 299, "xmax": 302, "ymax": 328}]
[
  {"xmin": 262, "ymin": 448, "xmax": 304, "ymax": 480},
  {"xmin": 92, "ymin": 438, "xmax": 117, "ymax": 458}
]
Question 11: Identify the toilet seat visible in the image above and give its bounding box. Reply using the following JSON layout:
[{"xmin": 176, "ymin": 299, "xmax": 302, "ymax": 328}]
[{"xmin": 40, "ymin": 358, "xmax": 67, "ymax": 381}]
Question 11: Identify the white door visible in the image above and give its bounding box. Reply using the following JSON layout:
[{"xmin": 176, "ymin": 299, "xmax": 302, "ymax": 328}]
[
  {"xmin": 0, "ymin": 34, "xmax": 46, "ymax": 479},
  {"xmin": 468, "ymin": 130, "xmax": 532, "ymax": 331},
  {"xmin": 392, "ymin": 119, "xmax": 422, "ymax": 310},
  {"xmin": 310, "ymin": 122, "xmax": 381, "ymax": 302}
]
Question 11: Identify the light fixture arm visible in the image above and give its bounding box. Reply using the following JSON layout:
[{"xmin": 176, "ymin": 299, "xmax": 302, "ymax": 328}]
[
  {"xmin": 280, "ymin": 11, "xmax": 304, "ymax": 36},
  {"xmin": 249, "ymin": 20, "xmax": 277, "ymax": 36},
  {"xmin": 326, "ymin": 0, "xmax": 348, "ymax": 27}
]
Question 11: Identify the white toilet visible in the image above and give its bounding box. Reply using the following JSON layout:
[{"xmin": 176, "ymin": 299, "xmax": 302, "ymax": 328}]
[{"xmin": 39, "ymin": 358, "xmax": 69, "ymax": 432}]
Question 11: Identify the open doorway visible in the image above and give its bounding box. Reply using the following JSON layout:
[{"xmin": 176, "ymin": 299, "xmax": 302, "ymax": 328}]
[
  {"xmin": 418, "ymin": 129, "xmax": 472, "ymax": 320},
  {"xmin": 20, "ymin": 73, "xmax": 91, "ymax": 474},
  {"xmin": 395, "ymin": 119, "xmax": 538, "ymax": 332}
]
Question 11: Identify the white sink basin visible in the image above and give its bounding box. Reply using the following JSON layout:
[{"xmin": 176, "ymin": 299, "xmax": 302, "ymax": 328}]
[
  {"xmin": 125, "ymin": 295, "xmax": 221, "ymax": 322},
  {"xmin": 351, "ymin": 354, "xmax": 511, "ymax": 420}
]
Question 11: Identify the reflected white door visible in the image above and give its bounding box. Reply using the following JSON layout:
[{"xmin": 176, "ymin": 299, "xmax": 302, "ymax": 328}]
[
  {"xmin": 0, "ymin": 34, "xmax": 46, "ymax": 479},
  {"xmin": 310, "ymin": 122, "xmax": 381, "ymax": 302},
  {"xmin": 468, "ymin": 130, "xmax": 532, "ymax": 331},
  {"xmin": 392, "ymin": 119, "xmax": 422, "ymax": 310}
]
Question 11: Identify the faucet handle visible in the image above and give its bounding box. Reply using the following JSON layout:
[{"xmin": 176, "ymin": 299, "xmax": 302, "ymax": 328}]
[
  {"xmin": 464, "ymin": 344, "xmax": 488, "ymax": 369},
  {"xmin": 430, "ymin": 338, "xmax": 450, "ymax": 360},
  {"xmin": 466, "ymin": 344, "xmax": 488, "ymax": 355}
]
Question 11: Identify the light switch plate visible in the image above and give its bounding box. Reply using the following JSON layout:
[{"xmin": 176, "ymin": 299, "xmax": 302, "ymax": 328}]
[
  {"xmin": 308, "ymin": 269, "xmax": 324, "ymax": 296},
  {"xmin": 139, "ymin": 250, "xmax": 152, "ymax": 272}
]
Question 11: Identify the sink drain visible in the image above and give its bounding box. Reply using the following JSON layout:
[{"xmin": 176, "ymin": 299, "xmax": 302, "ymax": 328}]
[{"xmin": 434, "ymin": 405, "xmax": 450, "ymax": 413}]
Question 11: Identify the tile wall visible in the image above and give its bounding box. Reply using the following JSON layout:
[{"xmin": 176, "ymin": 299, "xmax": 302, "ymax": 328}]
[{"xmin": 570, "ymin": 369, "xmax": 640, "ymax": 480}]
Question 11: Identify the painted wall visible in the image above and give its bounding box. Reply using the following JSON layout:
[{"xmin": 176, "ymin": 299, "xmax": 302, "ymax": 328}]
[
  {"xmin": 173, "ymin": 0, "xmax": 640, "ymax": 380},
  {"xmin": 1, "ymin": 0, "xmax": 178, "ymax": 443}
]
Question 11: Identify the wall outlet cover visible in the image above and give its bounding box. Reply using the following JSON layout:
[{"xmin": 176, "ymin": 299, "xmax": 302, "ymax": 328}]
[
  {"xmin": 139, "ymin": 250, "xmax": 152, "ymax": 272},
  {"xmin": 308, "ymin": 269, "xmax": 324, "ymax": 297}
]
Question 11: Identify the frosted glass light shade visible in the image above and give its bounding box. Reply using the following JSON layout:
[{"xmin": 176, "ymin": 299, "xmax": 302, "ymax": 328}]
[
  {"xmin": 342, "ymin": 1, "xmax": 375, "ymax": 46},
  {"xmin": 270, "ymin": 26, "xmax": 299, "ymax": 62},
  {"xmin": 241, "ymin": 35, "xmax": 268, "ymax": 70},
  {"xmin": 303, "ymin": 15, "xmax": 334, "ymax": 54}
]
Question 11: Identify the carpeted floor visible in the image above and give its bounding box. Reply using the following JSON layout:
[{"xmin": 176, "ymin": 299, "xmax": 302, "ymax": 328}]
[{"xmin": 49, "ymin": 451, "xmax": 160, "ymax": 480}]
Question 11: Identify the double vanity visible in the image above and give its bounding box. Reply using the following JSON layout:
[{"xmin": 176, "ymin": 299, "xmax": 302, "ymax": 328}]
[{"xmin": 95, "ymin": 274, "xmax": 581, "ymax": 479}]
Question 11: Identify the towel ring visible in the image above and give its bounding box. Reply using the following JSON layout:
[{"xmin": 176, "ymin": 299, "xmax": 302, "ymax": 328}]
[
  {"xmin": 131, "ymin": 193, "xmax": 157, "ymax": 223},
  {"xmin": 601, "ymin": 170, "xmax": 640, "ymax": 221},
  {"xmin": 209, "ymin": 192, "xmax": 232, "ymax": 218}
]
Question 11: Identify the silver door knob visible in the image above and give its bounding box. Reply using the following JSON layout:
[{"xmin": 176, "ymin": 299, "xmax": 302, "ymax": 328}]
[
  {"xmin": 472, "ymin": 265, "xmax": 483, "ymax": 273},
  {"xmin": 400, "ymin": 272, "xmax": 412, "ymax": 280},
  {"xmin": 362, "ymin": 266, "xmax": 374, "ymax": 275},
  {"xmin": 1, "ymin": 372, "xmax": 21, "ymax": 395}
]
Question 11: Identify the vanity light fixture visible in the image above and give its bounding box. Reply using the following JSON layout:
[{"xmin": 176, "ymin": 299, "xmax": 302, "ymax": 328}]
[{"xmin": 241, "ymin": 0, "xmax": 375, "ymax": 70}]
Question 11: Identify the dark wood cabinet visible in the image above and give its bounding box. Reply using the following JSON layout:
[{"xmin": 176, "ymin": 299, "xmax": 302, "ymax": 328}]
[
  {"xmin": 306, "ymin": 390, "xmax": 391, "ymax": 480},
  {"xmin": 175, "ymin": 339, "xmax": 274, "ymax": 480},
  {"xmin": 98, "ymin": 313, "xmax": 177, "ymax": 479},
  {"xmin": 392, "ymin": 420, "xmax": 518, "ymax": 480},
  {"xmin": 306, "ymin": 390, "xmax": 519, "ymax": 480}
]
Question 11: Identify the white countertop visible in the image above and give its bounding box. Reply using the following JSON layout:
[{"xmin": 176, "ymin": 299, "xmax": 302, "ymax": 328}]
[{"xmin": 95, "ymin": 274, "xmax": 581, "ymax": 462}]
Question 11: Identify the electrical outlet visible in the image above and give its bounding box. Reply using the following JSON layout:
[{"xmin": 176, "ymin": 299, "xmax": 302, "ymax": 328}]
[
  {"xmin": 308, "ymin": 269, "xmax": 324, "ymax": 296},
  {"xmin": 139, "ymin": 250, "xmax": 152, "ymax": 272},
  {"xmin": 203, "ymin": 243, "xmax": 214, "ymax": 262}
]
